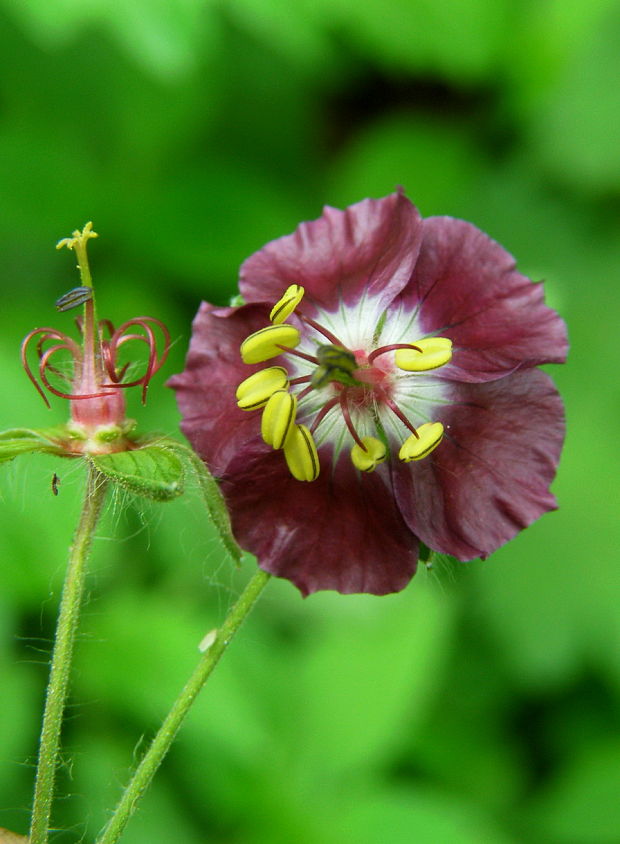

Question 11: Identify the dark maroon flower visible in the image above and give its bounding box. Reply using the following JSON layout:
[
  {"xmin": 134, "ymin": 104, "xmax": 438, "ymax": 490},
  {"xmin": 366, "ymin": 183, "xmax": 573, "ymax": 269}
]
[{"xmin": 170, "ymin": 192, "xmax": 567, "ymax": 596}]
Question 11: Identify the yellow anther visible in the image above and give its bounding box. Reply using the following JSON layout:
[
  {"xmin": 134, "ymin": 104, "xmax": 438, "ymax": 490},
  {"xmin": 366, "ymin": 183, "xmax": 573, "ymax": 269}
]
[
  {"xmin": 236, "ymin": 366, "xmax": 289, "ymax": 410},
  {"xmin": 270, "ymin": 284, "xmax": 305, "ymax": 324},
  {"xmin": 350, "ymin": 436, "xmax": 387, "ymax": 472},
  {"xmin": 399, "ymin": 422, "xmax": 444, "ymax": 462},
  {"xmin": 261, "ymin": 390, "xmax": 297, "ymax": 449},
  {"xmin": 240, "ymin": 324, "xmax": 301, "ymax": 364},
  {"xmin": 283, "ymin": 423, "xmax": 320, "ymax": 482},
  {"xmin": 395, "ymin": 337, "xmax": 453, "ymax": 372}
]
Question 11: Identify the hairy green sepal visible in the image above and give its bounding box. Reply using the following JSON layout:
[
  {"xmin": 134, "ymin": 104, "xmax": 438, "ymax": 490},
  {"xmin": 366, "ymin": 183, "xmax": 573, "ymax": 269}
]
[
  {"xmin": 90, "ymin": 444, "xmax": 184, "ymax": 501},
  {"xmin": 0, "ymin": 428, "xmax": 66, "ymax": 463},
  {"xmin": 1, "ymin": 426, "xmax": 240, "ymax": 564},
  {"xmin": 92, "ymin": 439, "xmax": 241, "ymax": 562},
  {"xmin": 418, "ymin": 542, "xmax": 435, "ymax": 569},
  {"xmin": 163, "ymin": 440, "xmax": 242, "ymax": 566}
]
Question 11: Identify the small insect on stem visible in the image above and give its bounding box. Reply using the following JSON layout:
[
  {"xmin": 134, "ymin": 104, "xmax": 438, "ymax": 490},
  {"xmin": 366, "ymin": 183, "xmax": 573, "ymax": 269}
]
[
  {"xmin": 51, "ymin": 473, "xmax": 60, "ymax": 496},
  {"xmin": 198, "ymin": 629, "xmax": 218, "ymax": 653}
]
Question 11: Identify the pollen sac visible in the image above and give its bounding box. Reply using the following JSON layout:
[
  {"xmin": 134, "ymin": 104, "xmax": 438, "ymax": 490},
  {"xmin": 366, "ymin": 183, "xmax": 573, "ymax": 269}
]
[
  {"xmin": 395, "ymin": 337, "xmax": 453, "ymax": 372},
  {"xmin": 261, "ymin": 389, "xmax": 297, "ymax": 449},
  {"xmin": 55, "ymin": 286, "xmax": 93, "ymax": 312},
  {"xmin": 236, "ymin": 366, "xmax": 289, "ymax": 410},
  {"xmin": 240, "ymin": 324, "xmax": 301, "ymax": 364},
  {"xmin": 350, "ymin": 436, "xmax": 387, "ymax": 472},
  {"xmin": 399, "ymin": 422, "xmax": 444, "ymax": 462},
  {"xmin": 269, "ymin": 285, "xmax": 305, "ymax": 324},
  {"xmin": 284, "ymin": 423, "xmax": 320, "ymax": 481}
]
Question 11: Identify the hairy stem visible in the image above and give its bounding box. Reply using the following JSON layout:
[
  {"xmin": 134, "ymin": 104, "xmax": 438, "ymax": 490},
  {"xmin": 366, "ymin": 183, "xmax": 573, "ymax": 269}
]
[
  {"xmin": 96, "ymin": 567, "xmax": 271, "ymax": 844},
  {"xmin": 184, "ymin": 445, "xmax": 241, "ymax": 566},
  {"xmin": 29, "ymin": 463, "xmax": 109, "ymax": 844}
]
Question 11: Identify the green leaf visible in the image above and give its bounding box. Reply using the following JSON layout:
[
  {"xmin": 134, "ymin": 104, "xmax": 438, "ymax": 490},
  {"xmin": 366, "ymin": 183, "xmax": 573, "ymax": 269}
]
[
  {"xmin": 0, "ymin": 428, "xmax": 65, "ymax": 463},
  {"xmin": 164, "ymin": 440, "xmax": 242, "ymax": 565},
  {"xmin": 328, "ymin": 113, "xmax": 485, "ymax": 219},
  {"xmin": 527, "ymin": 739, "xmax": 620, "ymax": 843},
  {"xmin": 288, "ymin": 575, "xmax": 455, "ymax": 783},
  {"xmin": 336, "ymin": 785, "xmax": 515, "ymax": 844},
  {"xmin": 311, "ymin": 0, "xmax": 511, "ymax": 82},
  {"xmin": 527, "ymin": 3, "xmax": 620, "ymax": 193},
  {"xmin": 90, "ymin": 445, "xmax": 184, "ymax": 501},
  {"xmin": 6, "ymin": 0, "xmax": 213, "ymax": 79}
]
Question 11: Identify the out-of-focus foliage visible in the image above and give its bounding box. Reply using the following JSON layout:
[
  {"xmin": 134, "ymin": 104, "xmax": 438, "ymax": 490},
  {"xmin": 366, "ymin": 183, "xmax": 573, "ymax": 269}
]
[{"xmin": 1, "ymin": 0, "xmax": 619, "ymax": 841}]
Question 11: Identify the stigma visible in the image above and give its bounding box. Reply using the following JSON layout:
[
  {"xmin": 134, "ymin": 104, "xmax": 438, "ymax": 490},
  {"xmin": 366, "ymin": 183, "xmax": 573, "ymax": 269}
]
[{"xmin": 236, "ymin": 285, "xmax": 452, "ymax": 481}]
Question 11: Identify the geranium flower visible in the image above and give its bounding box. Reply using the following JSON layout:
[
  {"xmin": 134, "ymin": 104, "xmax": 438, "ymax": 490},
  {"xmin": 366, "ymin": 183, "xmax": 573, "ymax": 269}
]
[{"xmin": 170, "ymin": 191, "xmax": 567, "ymax": 595}]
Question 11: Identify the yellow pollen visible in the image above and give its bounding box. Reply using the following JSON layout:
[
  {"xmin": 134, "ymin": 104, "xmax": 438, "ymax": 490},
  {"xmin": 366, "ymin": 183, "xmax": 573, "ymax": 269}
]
[
  {"xmin": 395, "ymin": 337, "xmax": 453, "ymax": 372},
  {"xmin": 261, "ymin": 390, "xmax": 297, "ymax": 449},
  {"xmin": 350, "ymin": 436, "xmax": 387, "ymax": 472},
  {"xmin": 270, "ymin": 285, "xmax": 305, "ymax": 324},
  {"xmin": 240, "ymin": 323, "xmax": 301, "ymax": 364},
  {"xmin": 284, "ymin": 423, "xmax": 320, "ymax": 482},
  {"xmin": 399, "ymin": 422, "xmax": 444, "ymax": 462},
  {"xmin": 236, "ymin": 366, "xmax": 289, "ymax": 410}
]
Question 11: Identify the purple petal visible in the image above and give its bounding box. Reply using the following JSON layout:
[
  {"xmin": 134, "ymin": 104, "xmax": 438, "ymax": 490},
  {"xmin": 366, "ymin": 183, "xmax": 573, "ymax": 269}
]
[
  {"xmin": 396, "ymin": 217, "xmax": 568, "ymax": 382},
  {"xmin": 239, "ymin": 191, "xmax": 424, "ymax": 315},
  {"xmin": 392, "ymin": 369, "xmax": 565, "ymax": 560},
  {"xmin": 168, "ymin": 302, "xmax": 275, "ymax": 476},
  {"xmin": 221, "ymin": 445, "xmax": 419, "ymax": 596}
]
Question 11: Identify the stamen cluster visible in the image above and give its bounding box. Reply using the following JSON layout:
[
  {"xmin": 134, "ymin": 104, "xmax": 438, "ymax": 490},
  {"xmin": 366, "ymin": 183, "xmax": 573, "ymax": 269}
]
[{"xmin": 235, "ymin": 285, "xmax": 453, "ymax": 481}]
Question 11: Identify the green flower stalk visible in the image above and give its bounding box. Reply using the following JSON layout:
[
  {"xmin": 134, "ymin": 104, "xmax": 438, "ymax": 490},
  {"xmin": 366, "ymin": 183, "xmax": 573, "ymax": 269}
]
[
  {"xmin": 28, "ymin": 461, "xmax": 108, "ymax": 844},
  {"xmin": 1, "ymin": 223, "xmax": 240, "ymax": 844}
]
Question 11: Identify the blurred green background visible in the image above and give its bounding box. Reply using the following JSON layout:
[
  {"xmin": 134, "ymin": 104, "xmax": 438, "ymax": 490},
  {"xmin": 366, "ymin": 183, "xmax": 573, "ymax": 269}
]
[{"xmin": 1, "ymin": 0, "xmax": 619, "ymax": 841}]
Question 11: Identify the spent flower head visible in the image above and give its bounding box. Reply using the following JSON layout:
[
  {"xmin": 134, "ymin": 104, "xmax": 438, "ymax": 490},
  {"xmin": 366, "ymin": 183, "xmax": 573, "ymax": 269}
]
[
  {"xmin": 170, "ymin": 191, "xmax": 568, "ymax": 596},
  {"xmin": 20, "ymin": 222, "xmax": 169, "ymax": 455},
  {"xmin": 1, "ymin": 222, "xmax": 201, "ymax": 505}
]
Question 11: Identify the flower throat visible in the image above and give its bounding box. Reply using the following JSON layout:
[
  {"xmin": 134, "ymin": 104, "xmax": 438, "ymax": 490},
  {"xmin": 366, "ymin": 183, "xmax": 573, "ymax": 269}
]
[{"xmin": 236, "ymin": 285, "xmax": 452, "ymax": 481}]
